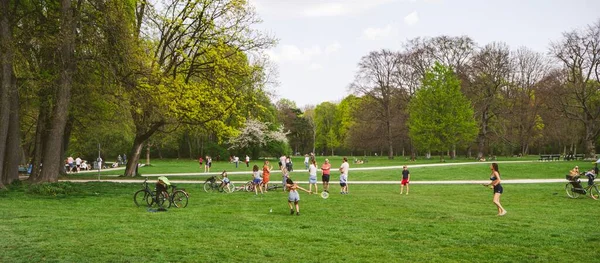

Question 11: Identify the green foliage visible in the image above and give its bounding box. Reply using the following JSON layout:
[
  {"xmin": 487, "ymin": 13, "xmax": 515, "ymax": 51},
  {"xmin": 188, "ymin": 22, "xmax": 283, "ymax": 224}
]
[
  {"xmin": 315, "ymin": 102, "xmax": 339, "ymax": 154},
  {"xmin": 409, "ymin": 62, "xmax": 478, "ymax": 154},
  {"xmin": 27, "ymin": 182, "xmax": 80, "ymax": 197},
  {"xmin": 1, "ymin": 180, "xmax": 598, "ymax": 262}
]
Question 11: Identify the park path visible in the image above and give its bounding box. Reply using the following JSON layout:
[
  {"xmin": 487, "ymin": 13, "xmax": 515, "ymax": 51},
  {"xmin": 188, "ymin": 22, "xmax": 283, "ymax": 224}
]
[
  {"xmin": 75, "ymin": 160, "xmax": 537, "ymax": 177},
  {"xmin": 62, "ymin": 178, "xmax": 565, "ymax": 185},
  {"xmin": 55, "ymin": 160, "xmax": 572, "ymax": 184}
]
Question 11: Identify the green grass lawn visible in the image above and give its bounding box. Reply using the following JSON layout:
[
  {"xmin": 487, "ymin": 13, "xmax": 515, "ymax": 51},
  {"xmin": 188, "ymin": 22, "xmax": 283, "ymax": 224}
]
[
  {"xmin": 68, "ymin": 158, "xmax": 595, "ymax": 183},
  {"xmin": 2, "ymin": 181, "xmax": 599, "ymax": 262}
]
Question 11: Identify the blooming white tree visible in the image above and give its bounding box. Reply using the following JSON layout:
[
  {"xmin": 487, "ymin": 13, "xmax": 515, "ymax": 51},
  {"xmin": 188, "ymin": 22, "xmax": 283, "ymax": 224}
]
[{"xmin": 228, "ymin": 119, "xmax": 289, "ymax": 151}]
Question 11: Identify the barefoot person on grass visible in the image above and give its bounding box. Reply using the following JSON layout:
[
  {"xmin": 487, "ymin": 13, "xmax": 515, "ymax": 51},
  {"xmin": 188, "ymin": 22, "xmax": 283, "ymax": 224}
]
[
  {"xmin": 339, "ymin": 157, "xmax": 349, "ymax": 194},
  {"xmin": 308, "ymin": 160, "xmax": 318, "ymax": 194},
  {"xmin": 321, "ymin": 159, "xmax": 331, "ymax": 193},
  {"xmin": 285, "ymin": 178, "xmax": 311, "ymax": 216},
  {"xmin": 484, "ymin": 163, "xmax": 507, "ymax": 216},
  {"xmin": 400, "ymin": 165, "xmax": 410, "ymax": 195}
]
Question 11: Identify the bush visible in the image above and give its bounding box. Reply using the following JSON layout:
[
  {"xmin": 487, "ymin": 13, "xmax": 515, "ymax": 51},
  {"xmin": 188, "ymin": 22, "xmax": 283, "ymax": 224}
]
[{"xmin": 28, "ymin": 182, "xmax": 80, "ymax": 197}]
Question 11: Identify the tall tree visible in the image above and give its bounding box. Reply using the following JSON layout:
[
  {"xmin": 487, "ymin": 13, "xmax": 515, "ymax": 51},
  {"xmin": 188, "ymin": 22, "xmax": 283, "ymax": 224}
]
[
  {"xmin": 408, "ymin": 62, "xmax": 478, "ymax": 161},
  {"xmin": 350, "ymin": 49, "xmax": 402, "ymax": 159},
  {"xmin": 464, "ymin": 42, "xmax": 511, "ymax": 159},
  {"xmin": 549, "ymin": 19, "xmax": 600, "ymax": 158},
  {"xmin": 0, "ymin": 0, "xmax": 16, "ymax": 187},
  {"xmin": 315, "ymin": 102, "xmax": 338, "ymax": 155},
  {"xmin": 109, "ymin": 0, "xmax": 276, "ymax": 176}
]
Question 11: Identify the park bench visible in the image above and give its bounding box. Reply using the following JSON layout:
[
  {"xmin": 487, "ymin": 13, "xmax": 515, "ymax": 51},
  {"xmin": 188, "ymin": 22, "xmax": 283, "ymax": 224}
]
[
  {"xmin": 574, "ymin": 154, "xmax": 585, "ymax": 160},
  {"xmin": 539, "ymin": 154, "xmax": 561, "ymax": 161}
]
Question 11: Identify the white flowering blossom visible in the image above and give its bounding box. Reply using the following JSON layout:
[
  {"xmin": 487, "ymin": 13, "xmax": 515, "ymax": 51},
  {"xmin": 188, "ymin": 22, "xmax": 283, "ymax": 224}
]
[{"xmin": 228, "ymin": 119, "xmax": 289, "ymax": 150}]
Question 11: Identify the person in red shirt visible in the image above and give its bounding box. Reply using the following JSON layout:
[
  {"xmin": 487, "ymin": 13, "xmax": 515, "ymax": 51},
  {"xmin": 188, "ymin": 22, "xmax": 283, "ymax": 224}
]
[
  {"xmin": 321, "ymin": 159, "xmax": 332, "ymax": 193},
  {"xmin": 261, "ymin": 160, "xmax": 273, "ymax": 192}
]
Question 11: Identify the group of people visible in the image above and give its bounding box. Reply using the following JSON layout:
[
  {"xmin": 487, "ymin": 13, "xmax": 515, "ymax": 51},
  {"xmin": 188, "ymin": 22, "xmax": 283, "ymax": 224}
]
[
  {"xmin": 198, "ymin": 156, "xmax": 213, "ymax": 173},
  {"xmin": 65, "ymin": 156, "xmax": 90, "ymax": 173}
]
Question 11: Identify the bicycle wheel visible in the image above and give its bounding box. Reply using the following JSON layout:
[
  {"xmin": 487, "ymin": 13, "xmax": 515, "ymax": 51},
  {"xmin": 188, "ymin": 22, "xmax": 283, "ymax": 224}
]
[
  {"xmin": 565, "ymin": 183, "xmax": 580, "ymax": 198},
  {"xmin": 223, "ymin": 182, "xmax": 235, "ymax": 193},
  {"xmin": 134, "ymin": 190, "xmax": 153, "ymax": 207},
  {"xmin": 170, "ymin": 190, "xmax": 189, "ymax": 208},
  {"xmin": 156, "ymin": 191, "xmax": 168, "ymax": 208},
  {"xmin": 203, "ymin": 182, "xmax": 214, "ymax": 193},
  {"xmin": 244, "ymin": 181, "xmax": 253, "ymax": 192},
  {"xmin": 589, "ymin": 185, "xmax": 600, "ymax": 200}
]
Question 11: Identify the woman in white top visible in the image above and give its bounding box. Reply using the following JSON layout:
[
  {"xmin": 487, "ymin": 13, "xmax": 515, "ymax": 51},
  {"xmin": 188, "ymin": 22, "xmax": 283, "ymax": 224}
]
[{"xmin": 308, "ymin": 160, "xmax": 318, "ymax": 194}]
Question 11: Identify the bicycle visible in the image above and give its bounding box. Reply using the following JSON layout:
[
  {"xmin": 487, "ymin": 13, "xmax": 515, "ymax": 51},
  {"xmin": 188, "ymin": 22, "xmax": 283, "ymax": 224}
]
[
  {"xmin": 133, "ymin": 177, "xmax": 158, "ymax": 207},
  {"xmin": 203, "ymin": 175, "xmax": 236, "ymax": 193},
  {"xmin": 158, "ymin": 184, "xmax": 190, "ymax": 208},
  {"xmin": 565, "ymin": 174, "xmax": 599, "ymax": 200},
  {"xmin": 134, "ymin": 177, "xmax": 189, "ymax": 208}
]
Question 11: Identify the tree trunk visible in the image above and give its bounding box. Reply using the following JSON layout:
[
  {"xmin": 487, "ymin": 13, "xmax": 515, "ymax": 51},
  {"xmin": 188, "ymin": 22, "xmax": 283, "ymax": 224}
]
[
  {"xmin": 477, "ymin": 111, "xmax": 488, "ymax": 159},
  {"xmin": 28, "ymin": 104, "xmax": 48, "ymax": 182},
  {"xmin": 2, "ymin": 74, "xmax": 19, "ymax": 185},
  {"xmin": 37, "ymin": 0, "xmax": 75, "ymax": 183},
  {"xmin": 0, "ymin": 0, "xmax": 13, "ymax": 188},
  {"xmin": 124, "ymin": 138, "xmax": 144, "ymax": 177},
  {"xmin": 386, "ymin": 119, "xmax": 394, "ymax": 159},
  {"xmin": 146, "ymin": 144, "xmax": 151, "ymax": 165},
  {"xmin": 123, "ymin": 121, "xmax": 164, "ymax": 177}
]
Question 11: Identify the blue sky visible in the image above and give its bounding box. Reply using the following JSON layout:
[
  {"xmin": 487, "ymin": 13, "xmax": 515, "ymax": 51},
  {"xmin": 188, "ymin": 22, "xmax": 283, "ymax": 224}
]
[{"xmin": 249, "ymin": 0, "xmax": 600, "ymax": 107}]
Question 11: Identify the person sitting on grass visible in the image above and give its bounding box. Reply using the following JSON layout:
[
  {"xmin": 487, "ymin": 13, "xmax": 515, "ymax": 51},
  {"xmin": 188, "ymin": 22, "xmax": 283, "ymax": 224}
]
[
  {"xmin": 285, "ymin": 177, "xmax": 311, "ymax": 216},
  {"xmin": 220, "ymin": 171, "xmax": 231, "ymax": 192},
  {"xmin": 156, "ymin": 176, "xmax": 171, "ymax": 207}
]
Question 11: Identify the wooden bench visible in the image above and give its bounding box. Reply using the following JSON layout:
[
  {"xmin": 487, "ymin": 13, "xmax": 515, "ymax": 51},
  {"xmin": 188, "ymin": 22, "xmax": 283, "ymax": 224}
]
[
  {"xmin": 539, "ymin": 154, "xmax": 561, "ymax": 161},
  {"xmin": 574, "ymin": 154, "xmax": 585, "ymax": 160}
]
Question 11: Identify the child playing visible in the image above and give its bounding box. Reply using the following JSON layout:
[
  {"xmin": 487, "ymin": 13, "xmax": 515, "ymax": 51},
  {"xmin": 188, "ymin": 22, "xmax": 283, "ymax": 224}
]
[
  {"xmin": 400, "ymin": 165, "xmax": 410, "ymax": 195},
  {"xmin": 282, "ymin": 167, "xmax": 289, "ymax": 192},
  {"xmin": 220, "ymin": 171, "xmax": 231, "ymax": 192},
  {"xmin": 252, "ymin": 165, "xmax": 263, "ymax": 195},
  {"xmin": 285, "ymin": 178, "xmax": 311, "ymax": 216},
  {"xmin": 156, "ymin": 176, "xmax": 171, "ymax": 208},
  {"xmin": 262, "ymin": 161, "xmax": 273, "ymax": 192}
]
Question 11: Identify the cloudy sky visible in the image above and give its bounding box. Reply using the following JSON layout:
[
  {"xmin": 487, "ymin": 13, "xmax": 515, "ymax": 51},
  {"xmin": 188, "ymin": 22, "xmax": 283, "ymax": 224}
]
[{"xmin": 248, "ymin": 0, "xmax": 600, "ymax": 107}]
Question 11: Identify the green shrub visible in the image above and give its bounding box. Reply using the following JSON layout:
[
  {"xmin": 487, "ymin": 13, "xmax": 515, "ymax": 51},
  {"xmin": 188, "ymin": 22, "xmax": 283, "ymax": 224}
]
[{"xmin": 27, "ymin": 182, "xmax": 80, "ymax": 197}]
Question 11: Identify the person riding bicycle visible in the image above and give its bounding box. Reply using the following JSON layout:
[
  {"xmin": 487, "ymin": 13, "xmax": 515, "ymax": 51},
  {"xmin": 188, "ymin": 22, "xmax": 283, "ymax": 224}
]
[
  {"xmin": 584, "ymin": 169, "xmax": 596, "ymax": 186},
  {"xmin": 567, "ymin": 166, "xmax": 580, "ymax": 180},
  {"xmin": 220, "ymin": 171, "xmax": 231, "ymax": 192}
]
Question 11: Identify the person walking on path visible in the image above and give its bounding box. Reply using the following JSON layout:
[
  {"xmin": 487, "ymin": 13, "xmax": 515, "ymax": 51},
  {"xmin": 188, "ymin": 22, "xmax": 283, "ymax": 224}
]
[
  {"xmin": 321, "ymin": 159, "xmax": 331, "ymax": 193},
  {"xmin": 484, "ymin": 163, "xmax": 507, "ymax": 216},
  {"xmin": 400, "ymin": 165, "xmax": 410, "ymax": 195},
  {"xmin": 339, "ymin": 157, "xmax": 349, "ymax": 194},
  {"xmin": 308, "ymin": 160, "xmax": 318, "ymax": 194}
]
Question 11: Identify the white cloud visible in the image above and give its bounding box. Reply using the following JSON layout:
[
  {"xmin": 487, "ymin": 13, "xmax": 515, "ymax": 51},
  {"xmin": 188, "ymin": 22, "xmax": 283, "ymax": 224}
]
[
  {"xmin": 362, "ymin": 24, "xmax": 397, "ymax": 40},
  {"xmin": 250, "ymin": 0, "xmax": 398, "ymax": 18},
  {"xmin": 404, "ymin": 11, "xmax": 419, "ymax": 26},
  {"xmin": 266, "ymin": 42, "xmax": 340, "ymax": 71},
  {"xmin": 325, "ymin": 42, "xmax": 342, "ymax": 54},
  {"xmin": 308, "ymin": 63, "xmax": 324, "ymax": 71}
]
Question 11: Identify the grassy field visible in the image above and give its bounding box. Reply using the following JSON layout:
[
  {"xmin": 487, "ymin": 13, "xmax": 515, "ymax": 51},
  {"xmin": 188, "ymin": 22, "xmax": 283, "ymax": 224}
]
[
  {"xmin": 67, "ymin": 158, "xmax": 596, "ymax": 182},
  {"xmin": 1, "ymin": 181, "xmax": 599, "ymax": 262}
]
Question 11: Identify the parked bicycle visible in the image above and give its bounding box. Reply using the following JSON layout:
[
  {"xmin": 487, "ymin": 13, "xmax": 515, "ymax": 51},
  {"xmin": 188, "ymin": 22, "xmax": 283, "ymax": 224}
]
[
  {"xmin": 134, "ymin": 177, "xmax": 189, "ymax": 208},
  {"xmin": 133, "ymin": 177, "xmax": 159, "ymax": 207},
  {"xmin": 565, "ymin": 173, "xmax": 599, "ymax": 200},
  {"xmin": 158, "ymin": 183, "xmax": 190, "ymax": 208}
]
